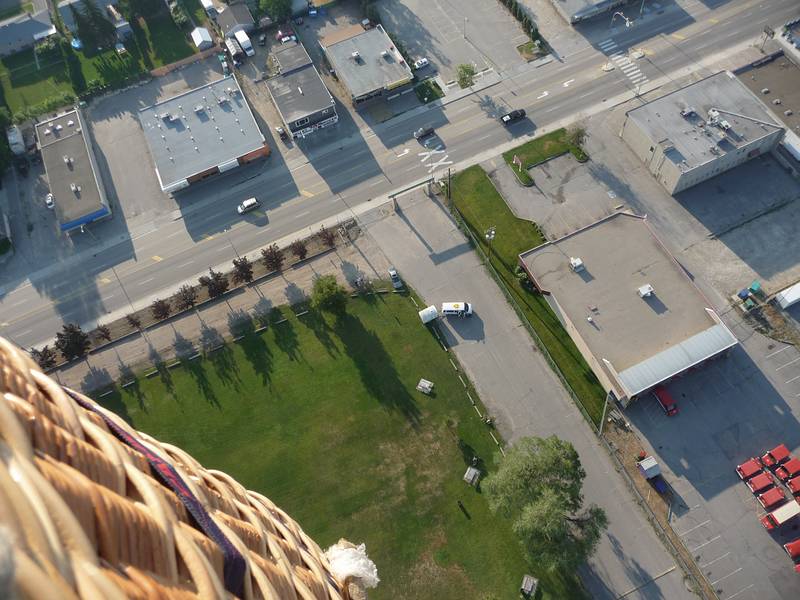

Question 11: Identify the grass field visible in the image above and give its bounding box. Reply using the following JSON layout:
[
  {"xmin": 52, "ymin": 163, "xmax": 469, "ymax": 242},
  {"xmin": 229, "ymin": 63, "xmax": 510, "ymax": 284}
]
[
  {"xmin": 450, "ymin": 165, "xmax": 606, "ymax": 425},
  {"xmin": 415, "ymin": 79, "xmax": 443, "ymax": 103},
  {"xmin": 0, "ymin": 0, "xmax": 33, "ymax": 21},
  {"xmin": 95, "ymin": 295, "xmax": 584, "ymax": 600},
  {"xmin": 503, "ymin": 128, "xmax": 588, "ymax": 185},
  {"xmin": 0, "ymin": 48, "xmax": 73, "ymax": 113}
]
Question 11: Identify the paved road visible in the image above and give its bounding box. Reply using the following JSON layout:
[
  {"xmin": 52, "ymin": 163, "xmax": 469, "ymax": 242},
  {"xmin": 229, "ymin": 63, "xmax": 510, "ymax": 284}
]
[
  {"xmin": 1, "ymin": 0, "xmax": 797, "ymax": 349},
  {"xmin": 362, "ymin": 190, "xmax": 696, "ymax": 600}
]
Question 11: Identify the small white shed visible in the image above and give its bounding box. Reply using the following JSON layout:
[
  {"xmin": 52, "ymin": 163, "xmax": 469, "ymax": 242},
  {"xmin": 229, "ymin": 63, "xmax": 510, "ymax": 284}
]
[{"xmin": 190, "ymin": 27, "xmax": 213, "ymax": 51}]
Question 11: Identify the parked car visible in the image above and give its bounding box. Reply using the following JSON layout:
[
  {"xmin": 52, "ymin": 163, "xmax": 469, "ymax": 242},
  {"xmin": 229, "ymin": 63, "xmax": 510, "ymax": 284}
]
[
  {"xmin": 237, "ymin": 197, "xmax": 260, "ymax": 214},
  {"xmin": 736, "ymin": 457, "xmax": 762, "ymax": 480},
  {"xmin": 762, "ymin": 444, "xmax": 791, "ymax": 467},
  {"xmin": 783, "ymin": 538, "xmax": 800, "ymax": 572},
  {"xmin": 275, "ymin": 126, "xmax": 289, "ymax": 141},
  {"xmin": 275, "ymin": 29, "xmax": 296, "ymax": 43},
  {"xmin": 758, "ymin": 486, "xmax": 787, "ymax": 510},
  {"xmin": 413, "ymin": 126, "xmax": 435, "ymax": 140},
  {"xmin": 413, "ymin": 57, "xmax": 429, "ymax": 70},
  {"xmin": 388, "ymin": 266, "xmax": 403, "ymax": 290},
  {"xmin": 788, "ymin": 476, "xmax": 800, "ymax": 496},
  {"xmin": 45, "ymin": 193, "xmax": 54, "ymax": 209},
  {"xmin": 651, "ymin": 386, "xmax": 678, "ymax": 417},
  {"xmin": 500, "ymin": 109, "xmax": 526, "ymax": 125}
]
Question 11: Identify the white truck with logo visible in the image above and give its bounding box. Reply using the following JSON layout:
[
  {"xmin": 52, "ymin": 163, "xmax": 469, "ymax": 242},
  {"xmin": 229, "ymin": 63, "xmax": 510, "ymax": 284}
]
[{"xmin": 234, "ymin": 30, "xmax": 255, "ymax": 57}]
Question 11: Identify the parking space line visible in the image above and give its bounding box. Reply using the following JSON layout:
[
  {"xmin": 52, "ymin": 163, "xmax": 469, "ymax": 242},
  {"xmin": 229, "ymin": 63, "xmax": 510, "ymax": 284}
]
[
  {"xmin": 711, "ymin": 567, "xmax": 742, "ymax": 586},
  {"xmin": 776, "ymin": 356, "xmax": 800, "ymax": 371},
  {"xmin": 785, "ymin": 374, "xmax": 800, "ymax": 384},
  {"xmin": 677, "ymin": 519, "xmax": 710, "ymax": 536},
  {"xmin": 726, "ymin": 584, "xmax": 754, "ymax": 600},
  {"xmin": 690, "ymin": 534, "xmax": 720, "ymax": 552},
  {"xmin": 139, "ymin": 278, "xmax": 154, "ymax": 286},
  {"xmin": 766, "ymin": 346, "xmax": 790, "ymax": 358},
  {"xmin": 700, "ymin": 551, "xmax": 730, "ymax": 568}
]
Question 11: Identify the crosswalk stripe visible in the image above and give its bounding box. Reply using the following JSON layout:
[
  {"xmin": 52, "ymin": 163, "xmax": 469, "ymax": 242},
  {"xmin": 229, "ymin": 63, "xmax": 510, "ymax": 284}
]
[
  {"xmin": 630, "ymin": 75, "xmax": 648, "ymax": 83},
  {"xmin": 609, "ymin": 52, "xmax": 624, "ymax": 59},
  {"xmin": 622, "ymin": 64, "xmax": 639, "ymax": 72},
  {"xmin": 599, "ymin": 39, "xmax": 617, "ymax": 50}
]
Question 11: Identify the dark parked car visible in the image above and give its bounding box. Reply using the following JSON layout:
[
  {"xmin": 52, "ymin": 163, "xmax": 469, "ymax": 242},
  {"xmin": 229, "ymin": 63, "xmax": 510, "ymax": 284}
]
[
  {"xmin": 652, "ymin": 386, "xmax": 678, "ymax": 416},
  {"xmin": 500, "ymin": 109, "xmax": 526, "ymax": 125},
  {"xmin": 413, "ymin": 126, "xmax": 435, "ymax": 140}
]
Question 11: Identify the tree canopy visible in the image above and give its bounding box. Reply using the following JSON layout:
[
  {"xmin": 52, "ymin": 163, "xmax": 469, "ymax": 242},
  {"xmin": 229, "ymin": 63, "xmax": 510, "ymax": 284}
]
[
  {"xmin": 55, "ymin": 323, "xmax": 91, "ymax": 360},
  {"xmin": 311, "ymin": 274, "xmax": 347, "ymax": 314},
  {"xmin": 259, "ymin": 0, "xmax": 291, "ymax": 22},
  {"xmin": 483, "ymin": 436, "xmax": 607, "ymax": 572}
]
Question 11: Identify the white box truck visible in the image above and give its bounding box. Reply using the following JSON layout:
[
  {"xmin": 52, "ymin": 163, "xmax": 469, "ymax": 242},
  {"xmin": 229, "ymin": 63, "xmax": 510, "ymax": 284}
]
[
  {"xmin": 418, "ymin": 305, "xmax": 438, "ymax": 324},
  {"xmin": 235, "ymin": 30, "xmax": 255, "ymax": 57},
  {"xmin": 761, "ymin": 499, "xmax": 800, "ymax": 531}
]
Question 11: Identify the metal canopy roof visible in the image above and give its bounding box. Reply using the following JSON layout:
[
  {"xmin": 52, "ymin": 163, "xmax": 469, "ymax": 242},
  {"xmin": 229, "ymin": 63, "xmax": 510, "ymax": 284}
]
[{"xmin": 617, "ymin": 322, "xmax": 738, "ymax": 397}]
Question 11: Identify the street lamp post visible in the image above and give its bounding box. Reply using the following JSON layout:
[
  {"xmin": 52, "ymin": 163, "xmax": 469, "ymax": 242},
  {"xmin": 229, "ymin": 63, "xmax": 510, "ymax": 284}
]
[
  {"xmin": 611, "ymin": 11, "xmax": 633, "ymax": 29},
  {"xmin": 485, "ymin": 226, "xmax": 496, "ymax": 256},
  {"xmin": 639, "ymin": 0, "xmax": 647, "ymax": 17},
  {"xmin": 463, "ymin": 17, "xmax": 468, "ymax": 39}
]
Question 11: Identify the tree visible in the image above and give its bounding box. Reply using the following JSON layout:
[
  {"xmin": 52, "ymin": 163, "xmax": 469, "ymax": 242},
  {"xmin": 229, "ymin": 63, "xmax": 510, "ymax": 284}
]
[
  {"xmin": 319, "ymin": 226, "xmax": 336, "ymax": 249},
  {"xmin": 232, "ymin": 256, "xmax": 254, "ymax": 285},
  {"xmin": 456, "ymin": 64, "xmax": 476, "ymax": 89},
  {"xmin": 80, "ymin": 0, "xmax": 116, "ymax": 48},
  {"xmin": 175, "ymin": 284, "xmax": 198, "ymax": 311},
  {"xmin": 70, "ymin": 3, "xmax": 98, "ymax": 50},
  {"xmin": 96, "ymin": 324, "xmax": 112, "ymax": 341},
  {"xmin": 289, "ymin": 239, "xmax": 308, "ymax": 262},
  {"xmin": 199, "ymin": 268, "xmax": 229, "ymax": 298},
  {"xmin": 259, "ymin": 0, "xmax": 291, "ymax": 22},
  {"xmin": 30, "ymin": 345, "xmax": 57, "ymax": 369},
  {"xmin": 55, "ymin": 323, "xmax": 91, "ymax": 360},
  {"xmin": 311, "ymin": 274, "xmax": 347, "ymax": 314},
  {"xmin": 567, "ymin": 125, "xmax": 587, "ymax": 148},
  {"xmin": 151, "ymin": 298, "xmax": 171, "ymax": 320},
  {"xmin": 126, "ymin": 313, "xmax": 142, "ymax": 329},
  {"xmin": 483, "ymin": 436, "xmax": 608, "ymax": 573},
  {"xmin": 261, "ymin": 244, "xmax": 284, "ymax": 272}
]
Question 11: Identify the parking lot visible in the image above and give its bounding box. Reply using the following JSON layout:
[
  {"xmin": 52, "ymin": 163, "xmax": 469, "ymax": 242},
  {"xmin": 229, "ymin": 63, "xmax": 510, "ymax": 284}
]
[{"xmin": 377, "ymin": 0, "xmax": 528, "ymax": 83}]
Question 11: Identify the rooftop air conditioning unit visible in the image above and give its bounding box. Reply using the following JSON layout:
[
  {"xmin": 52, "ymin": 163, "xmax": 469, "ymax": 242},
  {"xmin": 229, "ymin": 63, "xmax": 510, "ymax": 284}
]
[
  {"xmin": 569, "ymin": 257, "xmax": 585, "ymax": 272},
  {"xmin": 351, "ymin": 51, "xmax": 360, "ymax": 60},
  {"xmin": 67, "ymin": 120, "xmax": 75, "ymax": 127},
  {"xmin": 54, "ymin": 124, "xmax": 63, "ymax": 131},
  {"xmin": 194, "ymin": 104, "xmax": 204, "ymax": 113},
  {"xmin": 218, "ymin": 96, "xmax": 229, "ymax": 104},
  {"xmin": 638, "ymin": 284, "xmax": 655, "ymax": 298},
  {"xmin": 70, "ymin": 183, "xmax": 81, "ymax": 193},
  {"xmin": 380, "ymin": 50, "xmax": 389, "ymax": 58},
  {"xmin": 720, "ymin": 119, "xmax": 731, "ymax": 130}
]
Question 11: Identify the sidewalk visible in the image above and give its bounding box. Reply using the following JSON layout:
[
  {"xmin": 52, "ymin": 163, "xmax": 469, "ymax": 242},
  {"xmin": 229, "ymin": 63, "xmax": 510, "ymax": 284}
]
[
  {"xmin": 52, "ymin": 230, "xmax": 391, "ymax": 392},
  {"xmin": 361, "ymin": 190, "xmax": 697, "ymax": 600}
]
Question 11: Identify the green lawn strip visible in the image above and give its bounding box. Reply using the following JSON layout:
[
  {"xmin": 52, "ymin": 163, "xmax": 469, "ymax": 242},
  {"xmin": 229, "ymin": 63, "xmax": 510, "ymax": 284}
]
[
  {"xmin": 450, "ymin": 166, "xmax": 605, "ymax": 425},
  {"xmin": 136, "ymin": 13, "xmax": 196, "ymax": 67},
  {"xmin": 95, "ymin": 294, "xmax": 585, "ymax": 600},
  {"xmin": 0, "ymin": 0, "xmax": 32, "ymax": 20},
  {"xmin": 0, "ymin": 48, "xmax": 72, "ymax": 113},
  {"xmin": 178, "ymin": 0, "xmax": 208, "ymax": 26},
  {"xmin": 502, "ymin": 128, "xmax": 587, "ymax": 185},
  {"xmin": 415, "ymin": 78, "xmax": 443, "ymax": 104}
]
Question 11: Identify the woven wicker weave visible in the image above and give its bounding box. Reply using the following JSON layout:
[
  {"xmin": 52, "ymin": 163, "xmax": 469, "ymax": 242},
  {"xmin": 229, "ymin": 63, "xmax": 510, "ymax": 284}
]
[{"xmin": 0, "ymin": 338, "xmax": 356, "ymax": 599}]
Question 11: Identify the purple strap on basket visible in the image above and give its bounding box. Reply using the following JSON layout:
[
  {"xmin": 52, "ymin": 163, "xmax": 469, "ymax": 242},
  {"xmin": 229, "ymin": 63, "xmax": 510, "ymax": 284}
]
[{"xmin": 67, "ymin": 389, "xmax": 246, "ymax": 597}]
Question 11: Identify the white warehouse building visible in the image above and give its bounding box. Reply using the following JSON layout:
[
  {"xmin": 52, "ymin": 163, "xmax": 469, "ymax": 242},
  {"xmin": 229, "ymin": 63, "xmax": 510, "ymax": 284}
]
[{"xmin": 620, "ymin": 71, "xmax": 785, "ymax": 195}]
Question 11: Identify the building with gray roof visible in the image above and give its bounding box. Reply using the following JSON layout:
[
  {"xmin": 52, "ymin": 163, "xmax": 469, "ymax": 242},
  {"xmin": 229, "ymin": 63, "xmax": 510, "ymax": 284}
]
[
  {"xmin": 216, "ymin": 2, "xmax": 254, "ymax": 38},
  {"xmin": 320, "ymin": 24, "xmax": 413, "ymax": 106},
  {"xmin": 519, "ymin": 212, "xmax": 737, "ymax": 407},
  {"xmin": 36, "ymin": 109, "xmax": 111, "ymax": 233},
  {"xmin": 0, "ymin": 9, "xmax": 56, "ymax": 56},
  {"xmin": 549, "ymin": 0, "xmax": 626, "ymax": 25},
  {"xmin": 58, "ymin": 0, "xmax": 131, "ymax": 40},
  {"xmin": 621, "ymin": 71, "xmax": 785, "ymax": 194},
  {"xmin": 138, "ymin": 76, "xmax": 268, "ymax": 193},
  {"xmin": 266, "ymin": 42, "xmax": 337, "ymax": 138}
]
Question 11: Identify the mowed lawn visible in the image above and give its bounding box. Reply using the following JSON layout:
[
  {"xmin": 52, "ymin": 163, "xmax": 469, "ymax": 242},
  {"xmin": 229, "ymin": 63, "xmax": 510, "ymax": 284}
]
[
  {"xmin": 96, "ymin": 295, "xmax": 584, "ymax": 600},
  {"xmin": 451, "ymin": 165, "xmax": 606, "ymax": 424},
  {"xmin": 0, "ymin": 48, "xmax": 73, "ymax": 113}
]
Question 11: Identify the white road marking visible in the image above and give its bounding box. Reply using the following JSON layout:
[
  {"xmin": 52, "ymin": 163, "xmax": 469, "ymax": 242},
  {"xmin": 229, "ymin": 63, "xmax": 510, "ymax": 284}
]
[
  {"xmin": 418, "ymin": 146, "xmax": 446, "ymax": 162},
  {"xmin": 395, "ymin": 148, "xmax": 409, "ymax": 158},
  {"xmin": 785, "ymin": 374, "xmax": 800, "ymax": 384},
  {"xmin": 291, "ymin": 210, "xmax": 311, "ymax": 220},
  {"xmin": 711, "ymin": 567, "xmax": 742, "ymax": 586},
  {"xmin": 766, "ymin": 346, "xmax": 791, "ymax": 358},
  {"xmin": 562, "ymin": 79, "xmax": 575, "ymax": 87},
  {"xmin": 677, "ymin": 519, "xmax": 710, "ymax": 536},
  {"xmin": 176, "ymin": 260, "xmax": 195, "ymax": 269},
  {"xmin": 536, "ymin": 91, "xmax": 549, "ymax": 99},
  {"xmin": 700, "ymin": 551, "xmax": 730, "ymax": 568},
  {"xmin": 428, "ymin": 155, "xmax": 453, "ymax": 173},
  {"xmin": 166, "ymin": 230, "xmax": 182, "ymax": 238},
  {"xmin": 10, "ymin": 299, "xmax": 27, "ymax": 307},
  {"xmin": 726, "ymin": 585, "xmax": 755, "ymax": 600},
  {"xmin": 139, "ymin": 277, "xmax": 154, "ymax": 286},
  {"xmin": 102, "ymin": 294, "xmax": 115, "ymax": 301},
  {"xmin": 368, "ymin": 179, "xmax": 384, "ymax": 187},
  {"xmin": 776, "ymin": 356, "xmax": 800, "ymax": 371},
  {"xmin": 690, "ymin": 534, "xmax": 721, "ymax": 552},
  {"xmin": 599, "ymin": 39, "xmax": 618, "ymax": 51},
  {"xmin": 16, "ymin": 329, "xmax": 31, "ymax": 336}
]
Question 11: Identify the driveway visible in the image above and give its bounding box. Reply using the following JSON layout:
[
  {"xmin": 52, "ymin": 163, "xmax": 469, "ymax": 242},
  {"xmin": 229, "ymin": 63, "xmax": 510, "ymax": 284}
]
[{"xmin": 362, "ymin": 189, "xmax": 697, "ymax": 599}]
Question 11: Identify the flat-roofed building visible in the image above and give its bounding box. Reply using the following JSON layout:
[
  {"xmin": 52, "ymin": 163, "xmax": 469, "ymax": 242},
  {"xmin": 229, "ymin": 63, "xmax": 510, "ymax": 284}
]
[
  {"xmin": 35, "ymin": 109, "xmax": 111, "ymax": 233},
  {"xmin": 621, "ymin": 71, "xmax": 785, "ymax": 194},
  {"xmin": 139, "ymin": 75, "xmax": 269, "ymax": 193},
  {"xmin": 519, "ymin": 212, "xmax": 738, "ymax": 406},
  {"xmin": 320, "ymin": 24, "xmax": 413, "ymax": 106},
  {"xmin": 266, "ymin": 41, "xmax": 337, "ymax": 138}
]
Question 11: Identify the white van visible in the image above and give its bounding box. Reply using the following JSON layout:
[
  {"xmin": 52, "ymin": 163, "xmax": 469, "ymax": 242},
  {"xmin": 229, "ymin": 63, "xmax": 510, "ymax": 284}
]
[
  {"xmin": 441, "ymin": 302, "xmax": 473, "ymax": 317},
  {"xmin": 237, "ymin": 197, "xmax": 260, "ymax": 214},
  {"xmin": 418, "ymin": 305, "xmax": 438, "ymax": 324},
  {"xmin": 234, "ymin": 30, "xmax": 255, "ymax": 57}
]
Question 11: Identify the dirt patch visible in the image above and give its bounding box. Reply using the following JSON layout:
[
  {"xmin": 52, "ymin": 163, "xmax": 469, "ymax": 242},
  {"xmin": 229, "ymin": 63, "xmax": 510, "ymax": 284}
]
[{"xmin": 398, "ymin": 533, "xmax": 473, "ymax": 600}]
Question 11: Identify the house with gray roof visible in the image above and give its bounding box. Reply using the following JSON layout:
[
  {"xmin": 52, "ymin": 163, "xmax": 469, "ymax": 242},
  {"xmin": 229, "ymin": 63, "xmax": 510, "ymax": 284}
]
[
  {"xmin": 216, "ymin": 2, "xmax": 254, "ymax": 38},
  {"xmin": 266, "ymin": 41, "xmax": 337, "ymax": 139},
  {"xmin": 0, "ymin": 9, "xmax": 56, "ymax": 57},
  {"xmin": 58, "ymin": 0, "xmax": 132, "ymax": 41}
]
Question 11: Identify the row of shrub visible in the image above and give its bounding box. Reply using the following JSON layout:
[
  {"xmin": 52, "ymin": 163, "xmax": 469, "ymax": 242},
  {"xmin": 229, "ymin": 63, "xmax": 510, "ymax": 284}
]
[{"xmin": 497, "ymin": 0, "xmax": 544, "ymax": 44}]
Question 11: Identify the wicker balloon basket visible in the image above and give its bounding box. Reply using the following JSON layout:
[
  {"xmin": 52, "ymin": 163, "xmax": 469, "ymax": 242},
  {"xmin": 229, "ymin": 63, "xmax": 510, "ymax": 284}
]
[{"xmin": 0, "ymin": 338, "xmax": 375, "ymax": 599}]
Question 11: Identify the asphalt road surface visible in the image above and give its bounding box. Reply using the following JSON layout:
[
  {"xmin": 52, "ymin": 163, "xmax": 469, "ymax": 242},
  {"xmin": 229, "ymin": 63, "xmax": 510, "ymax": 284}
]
[{"xmin": 1, "ymin": 0, "xmax": 797, "ymax": 350}]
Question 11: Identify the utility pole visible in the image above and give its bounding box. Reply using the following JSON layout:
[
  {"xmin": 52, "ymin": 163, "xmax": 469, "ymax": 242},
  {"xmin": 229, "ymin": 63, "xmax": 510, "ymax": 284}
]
[{"xmin": 447, "ymin": 168, "xmax": 451, "ymax": 202}]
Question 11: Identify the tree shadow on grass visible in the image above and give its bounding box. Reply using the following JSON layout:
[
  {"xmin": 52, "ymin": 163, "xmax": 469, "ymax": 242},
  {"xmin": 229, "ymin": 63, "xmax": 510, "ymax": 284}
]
[
  {"xmin": 173, "ymin": 332, "xmax": 196, "ymax": 359},
  {"xmin": 182, "ymin": 359, "xmax": 219, "ymax": 408},
  {"xmin": 81, "ymin": 362, "xmax": 113, "ymax": 394},
  {"xmin": 285, "ymin": 281, "xmax": 307, "ymax": 307},
  {"xmin": 227, "ymin": 308, "xmax": 253, "ymax": 337},
  {"xmin": 199, "ymin": 322, "xmax": 240, "ymax": 391},
  {"xmin": 254, "ymin": 298, "xmax": 273, "ymax": 327},
  {"xmin": 301, "ymin": 310, "xmax": 340, "ymax": 358},
  {"xmin": 272, "ymin": 317, "xmax": 301, "ymax": 362},
  {"xmin": 333, "ymin": 313, "xmax": 421, "ymax": 427},
  {"xmin": 118, "ymin": 361, "xmax": 146, "ymax": 413},
  {"xmin": 147, "ymin": 343, "xmax": 175, "ymax": 398}
]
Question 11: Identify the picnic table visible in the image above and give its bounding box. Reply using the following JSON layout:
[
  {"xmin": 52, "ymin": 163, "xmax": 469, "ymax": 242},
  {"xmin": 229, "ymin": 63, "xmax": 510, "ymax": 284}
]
[{"xmin": 416, "ymin": 378, "xmax": 434, "ymax": 394}]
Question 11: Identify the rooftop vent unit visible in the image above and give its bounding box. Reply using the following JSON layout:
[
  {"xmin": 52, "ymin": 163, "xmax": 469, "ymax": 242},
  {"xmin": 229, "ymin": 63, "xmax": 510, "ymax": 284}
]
[
  {"xmin": 569, "ymin": 257, "xmax": 585, "ymax": 272},
  {"xmin": 719, "ymin": 119, "xmax": 731, "ymax": 130},
  {"xmin": 43, "ymin": 128, "xmax": 51, "ymax": 135},
  {"xmin": 70, "ymin": 183, "xmax": 81, "ymax": 193},
  {"xmin": 194, "ymin": 104, "xmax": 205, "ymax": 113},
  {"xmin": 67, "ymin": 120, "xmax": 75, "ymax": 127},
  {"xmin": 380, "ymin": 50, "xmax": 389, "ymax": 59},
  {"xmin": 351, "ymin": 51, "xmax": 360, "ymax": 61},
  {"xmin": 637, "ymin": 284, "xmax": 655, "ymax": 298},
  {"xmin": 218, "ymin": 96, "xmax": 229, "ymax": 105}
]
